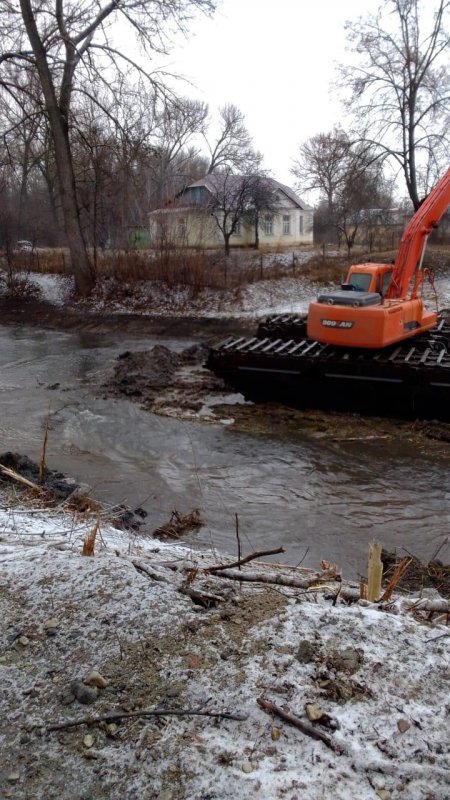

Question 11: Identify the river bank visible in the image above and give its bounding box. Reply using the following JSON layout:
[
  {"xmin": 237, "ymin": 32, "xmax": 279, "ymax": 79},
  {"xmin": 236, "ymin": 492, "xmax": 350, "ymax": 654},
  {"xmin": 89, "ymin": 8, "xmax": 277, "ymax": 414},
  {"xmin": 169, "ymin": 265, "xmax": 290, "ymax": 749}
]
[
  {"xmin": 1, "ymin": 480, "xmax": 449, "ymax": 800},
  {"xmin": 3, "ymin": 277, "xmax": 450, "ymax": 460}
]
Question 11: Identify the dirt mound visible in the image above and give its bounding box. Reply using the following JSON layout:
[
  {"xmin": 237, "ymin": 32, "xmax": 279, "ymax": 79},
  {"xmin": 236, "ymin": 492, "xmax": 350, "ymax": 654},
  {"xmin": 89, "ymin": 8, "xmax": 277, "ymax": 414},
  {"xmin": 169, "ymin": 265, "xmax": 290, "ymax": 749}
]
[
  {"xmin": 103, "ymin": 343, "xmax": 211, "ymax": 405},
  {"xmin": 107, "ymin": 345, "xmax": 181, "ymax": 399}
]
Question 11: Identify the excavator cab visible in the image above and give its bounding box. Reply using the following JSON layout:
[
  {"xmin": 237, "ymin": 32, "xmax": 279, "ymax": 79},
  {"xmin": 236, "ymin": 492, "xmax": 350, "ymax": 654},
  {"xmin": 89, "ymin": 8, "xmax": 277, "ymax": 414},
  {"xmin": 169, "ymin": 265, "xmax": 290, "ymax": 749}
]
[{"xmin": 342, "ymin": 264, "xmax": 393, "ymax": 295}]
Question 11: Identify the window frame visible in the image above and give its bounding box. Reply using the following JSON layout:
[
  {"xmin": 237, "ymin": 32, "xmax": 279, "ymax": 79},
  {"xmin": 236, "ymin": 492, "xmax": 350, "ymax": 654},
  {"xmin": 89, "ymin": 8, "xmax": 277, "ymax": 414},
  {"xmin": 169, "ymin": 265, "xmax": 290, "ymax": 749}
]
[{"xmin": 263, "ymin": 214, "xmax": 273, "ymax": 236}]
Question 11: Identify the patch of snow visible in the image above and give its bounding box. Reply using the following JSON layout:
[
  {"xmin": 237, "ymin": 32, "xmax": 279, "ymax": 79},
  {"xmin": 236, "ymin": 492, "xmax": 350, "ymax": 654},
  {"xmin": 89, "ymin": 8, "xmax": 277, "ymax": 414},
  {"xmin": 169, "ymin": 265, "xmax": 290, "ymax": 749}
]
[
  {"xmin": 1, "ymin": 271, "xmax": 75, "ymax": 306},
  {"xmin": 0, "ymin": 497, "xmax": 448, "ymax": 799},
  {"xmin": 28, "ymin": 273, "xmax": 74, "ymax": 305}
]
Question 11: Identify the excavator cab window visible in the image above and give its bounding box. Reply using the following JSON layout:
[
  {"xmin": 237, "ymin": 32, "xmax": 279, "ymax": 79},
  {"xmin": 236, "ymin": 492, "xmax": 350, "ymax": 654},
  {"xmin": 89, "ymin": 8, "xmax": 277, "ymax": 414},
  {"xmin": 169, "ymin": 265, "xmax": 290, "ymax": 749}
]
[
  {"xmin": 343, "ymin": 273, "xmax": 372, "ymax": 292},
  {"xmin": 377, "ymin": 271, "xmax": 393, "ymax": 297}
]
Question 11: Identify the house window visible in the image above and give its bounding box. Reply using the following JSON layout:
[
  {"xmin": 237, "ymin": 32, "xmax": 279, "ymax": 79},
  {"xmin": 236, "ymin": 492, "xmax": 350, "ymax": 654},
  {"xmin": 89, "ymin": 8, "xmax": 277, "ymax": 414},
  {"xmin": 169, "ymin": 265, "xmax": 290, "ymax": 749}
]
[
  {"xmin": 299, "ymin": 215, "xmax": 304, "ymax": 235},
  {"xmin": 233, "ymin": 220, "xmax": 241, "ymax": 236},
  {"xmin": 263, "ymin": 215, "xmax": 273, "ymax": 235},
  {"xmin": 177, "ymin": 217, "xmax": 186, "ymax": 237},
  {"xmin": 283, "ymin": 215, "xmax": 291, "ymax": 235}
]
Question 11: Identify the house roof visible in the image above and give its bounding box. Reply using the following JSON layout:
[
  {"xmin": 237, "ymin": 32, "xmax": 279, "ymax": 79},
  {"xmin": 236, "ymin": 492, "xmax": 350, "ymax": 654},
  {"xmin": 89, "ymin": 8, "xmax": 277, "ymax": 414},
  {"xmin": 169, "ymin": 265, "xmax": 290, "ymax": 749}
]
[{"xmin": 185, "ymin": 175, "xmax": 313, "ymax": 211}]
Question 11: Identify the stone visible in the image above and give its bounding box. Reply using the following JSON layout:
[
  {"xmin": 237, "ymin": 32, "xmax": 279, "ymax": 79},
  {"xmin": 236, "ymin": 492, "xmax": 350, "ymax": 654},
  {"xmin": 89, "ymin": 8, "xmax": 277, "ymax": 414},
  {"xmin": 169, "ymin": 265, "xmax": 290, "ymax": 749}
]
[
  {"xmin": 44, "ymin": 618, "xmax": 60, "ymax": 630},
  {"xmin": 84, "ymin": 670, "xmax": 108, "ymax": 689},
  {"xmin": 305, "ymin": 703, "xmax": 326, "ymax": 722},
  {"xmin": 83, "ymin": 734, "xmax": 94, "ymax": 748},
  {"xmin": 271, "ymin": 726, "xmax": 281, "ymax": 741},
  {"xmin": 241, "ymin": 761, "xmax": 253, "ymax": 773},
  {"xmin": 61, "ymin": 690, "xmax": 76, "ymax": 706},
  {"xmin": 70, "ymin": 680, "xmax": 98, "ymax": 705},
  {"xmin": 397, "ymin": 718, "xmax": 411, "ymax": 733},
  {"xmin": 7, "ymin": 772, "xmax": 20, "ymax": 782},
  {"xmin": 296, "ymin": 640, "xmax": 315, "ymax": 663},
  {"xmin": 331, "ymin": 646, "xmax": 363, "ymax": 674},
  {"xmin": 106, "ymin": 723, "xmax": 118, "ymax": 736},
  {"xmin": 18, "ymin": 636, "xmax": 30, "ymax": 646}
]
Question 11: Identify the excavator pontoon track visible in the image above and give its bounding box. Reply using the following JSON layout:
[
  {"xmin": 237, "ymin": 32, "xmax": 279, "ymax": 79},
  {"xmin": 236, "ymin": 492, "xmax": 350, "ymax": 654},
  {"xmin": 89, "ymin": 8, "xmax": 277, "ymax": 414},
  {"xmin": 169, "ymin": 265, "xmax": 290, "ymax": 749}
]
[{"xmin": 206, "ymin": 311, "xmax": 450, "ymax": 421}]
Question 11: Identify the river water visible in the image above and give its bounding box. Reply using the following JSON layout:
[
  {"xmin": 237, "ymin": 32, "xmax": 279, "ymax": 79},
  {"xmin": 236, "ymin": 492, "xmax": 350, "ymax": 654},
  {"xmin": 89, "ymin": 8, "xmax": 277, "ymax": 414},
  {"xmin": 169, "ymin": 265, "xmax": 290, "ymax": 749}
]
[{"xmin": 1, "ymin": 323, "xmax": 450, "ymax": 578}]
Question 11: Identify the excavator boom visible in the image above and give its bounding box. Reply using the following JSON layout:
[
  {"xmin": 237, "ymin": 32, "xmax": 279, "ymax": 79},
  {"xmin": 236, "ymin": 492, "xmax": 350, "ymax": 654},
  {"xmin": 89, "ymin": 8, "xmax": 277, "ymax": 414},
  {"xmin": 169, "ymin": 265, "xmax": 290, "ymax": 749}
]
[{"xmin": 387, "ymin": 168, "xmax": 450, "ymax": 299}]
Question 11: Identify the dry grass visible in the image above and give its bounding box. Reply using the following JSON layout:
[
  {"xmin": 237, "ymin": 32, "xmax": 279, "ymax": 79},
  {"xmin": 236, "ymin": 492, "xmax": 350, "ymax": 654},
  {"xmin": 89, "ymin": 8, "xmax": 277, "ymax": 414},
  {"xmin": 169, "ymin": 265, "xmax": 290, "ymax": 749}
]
[
  {"xmin": 153, "ymin": 508, "xmax": 202, "ymax": 539},
  {"xmin": 6, "ymin": 245, "xmax": 344, "ymax": 290},
  {"xmin": 81, "ymin": 516, "xmax": 100, "ymax": 556},
  {"xmin": 6, "ymin": 242, "xmax": 448, "ymax": 295},
  {"xmin": 11, "ymin": 248, "xmax": 69, "ymax": 274}
]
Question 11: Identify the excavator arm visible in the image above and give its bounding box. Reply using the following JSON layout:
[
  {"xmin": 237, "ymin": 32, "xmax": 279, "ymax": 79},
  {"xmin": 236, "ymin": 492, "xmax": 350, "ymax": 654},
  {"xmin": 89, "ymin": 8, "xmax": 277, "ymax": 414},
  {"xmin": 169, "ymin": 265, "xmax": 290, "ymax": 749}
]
[{"xmin": 386, "ymin": 168, "xmax": 450, "ymax": 299}]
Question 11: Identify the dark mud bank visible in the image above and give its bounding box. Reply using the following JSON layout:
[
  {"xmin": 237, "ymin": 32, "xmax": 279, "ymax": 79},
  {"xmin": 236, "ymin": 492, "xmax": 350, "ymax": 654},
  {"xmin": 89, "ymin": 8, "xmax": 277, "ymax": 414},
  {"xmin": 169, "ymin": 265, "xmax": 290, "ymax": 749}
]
[{"xmin": 0, "ymin": 296, "xmax": 255, "ymax": 339}]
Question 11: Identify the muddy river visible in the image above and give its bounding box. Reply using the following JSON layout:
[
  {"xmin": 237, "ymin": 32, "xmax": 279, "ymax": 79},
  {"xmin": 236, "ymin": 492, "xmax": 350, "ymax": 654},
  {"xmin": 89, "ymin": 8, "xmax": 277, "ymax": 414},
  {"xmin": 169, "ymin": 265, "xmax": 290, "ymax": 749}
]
[{"xmin": 1, "ymin": 323, "xmax": 450, "ymax": 578}]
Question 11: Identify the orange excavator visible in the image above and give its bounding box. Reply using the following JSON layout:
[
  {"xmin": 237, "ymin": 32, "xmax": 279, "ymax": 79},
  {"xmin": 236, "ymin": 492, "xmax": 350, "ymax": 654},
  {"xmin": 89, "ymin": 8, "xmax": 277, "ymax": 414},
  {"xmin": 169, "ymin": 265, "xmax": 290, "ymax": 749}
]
[
  {"xmin": 207, "ymin": 168, "xmax": 450, "ymax": 421},
  {"xmin": 307, "ymin": 168, "xmax": 450, "ymax": 348}
]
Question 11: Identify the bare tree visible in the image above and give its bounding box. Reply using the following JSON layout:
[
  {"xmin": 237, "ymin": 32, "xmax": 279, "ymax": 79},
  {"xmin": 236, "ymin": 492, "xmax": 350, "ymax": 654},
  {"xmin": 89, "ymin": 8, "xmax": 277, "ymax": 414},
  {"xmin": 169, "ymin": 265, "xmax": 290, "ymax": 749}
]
[
  {"xmin": 333, "ymin": 157, "xmax": 393, "ymax": 256},
  {"xmin": 291, "ymin": 128, "xmax": 351, "ymax": 214},
  {"xmin": 150, "ymin": 97, "xmax": 208, "ymax": 207},
  {"xmin": 205, "ymin": 104, "xmax": 262, "ymax": 174},
  {"xmin": 204, "ymin": 170, "xmax": 260, "ymax": 256},
  {"xmin": 295, "ymin": 129, "xmax": 392, "ymax": 250},
  {"xmin": 0, "ymin": 0, "xmax": 215, "ymax": 295},
  {"xmin": 342, "ymin": 0, "xmax": 450, "ymax": 209},
  {"xmin": 245, "ymin": 175, "xmax": 280, "ymax": 250}
]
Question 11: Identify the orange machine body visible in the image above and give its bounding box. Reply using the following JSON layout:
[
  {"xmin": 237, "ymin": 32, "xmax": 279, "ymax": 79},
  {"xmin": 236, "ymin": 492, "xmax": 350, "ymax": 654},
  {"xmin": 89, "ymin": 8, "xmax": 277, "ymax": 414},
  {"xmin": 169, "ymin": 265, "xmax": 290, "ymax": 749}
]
[
  {"xmin": 307, "ymin": 262, "xmax": 437, "ymax": 347},
  {"xmin": 307, "ymin": 169, "xmax": 450, "ymax": 349},
  {"xmin": 307, "ymin": 295, "xmax": 437, "ymax": 348}
]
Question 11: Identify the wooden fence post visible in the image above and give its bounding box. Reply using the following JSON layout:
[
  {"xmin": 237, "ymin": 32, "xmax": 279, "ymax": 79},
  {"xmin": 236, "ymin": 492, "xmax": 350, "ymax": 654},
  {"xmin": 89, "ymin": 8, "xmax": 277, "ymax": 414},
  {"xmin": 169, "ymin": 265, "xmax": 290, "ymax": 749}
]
[{"xmin": 367, "ymin": 541, "xmax": 383, "ymax": 602}]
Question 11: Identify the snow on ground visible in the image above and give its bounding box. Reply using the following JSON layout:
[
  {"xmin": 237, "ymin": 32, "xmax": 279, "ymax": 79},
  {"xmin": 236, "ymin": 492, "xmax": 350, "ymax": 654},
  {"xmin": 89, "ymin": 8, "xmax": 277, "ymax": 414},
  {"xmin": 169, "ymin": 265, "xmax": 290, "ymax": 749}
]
[
  {"xmin": 1, "ymin": 495, "xmax": 449, "ymax": 800},
  {"xmin": 0, "ymin": 271, "xmax": 74, "ymax": 307},
  {"xmin": 72, "ymin": 274, "xmax": 322, "ymax": 319},
  {"xmin": 1, "ymin": 249, "xmax": 326, "ymax": 318},
  {"xmin": 28, "ymin": 272, "xmax": 74, "ymax": 306}
]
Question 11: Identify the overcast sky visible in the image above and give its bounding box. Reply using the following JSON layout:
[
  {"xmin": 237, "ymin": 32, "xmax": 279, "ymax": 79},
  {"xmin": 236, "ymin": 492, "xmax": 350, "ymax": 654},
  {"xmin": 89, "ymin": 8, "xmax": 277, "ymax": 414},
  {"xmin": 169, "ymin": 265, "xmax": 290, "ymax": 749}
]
[{"xmin": 163, "ymin": 0, "xmax": 381, "ymax": 191}]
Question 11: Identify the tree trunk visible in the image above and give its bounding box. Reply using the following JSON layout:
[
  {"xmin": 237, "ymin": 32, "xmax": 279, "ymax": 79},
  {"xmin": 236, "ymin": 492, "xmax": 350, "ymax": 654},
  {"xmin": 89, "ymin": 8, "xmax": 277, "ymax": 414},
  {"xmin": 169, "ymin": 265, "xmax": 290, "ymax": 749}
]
[
  {"xmin": 19, "ymin": 0, "xmax": 95, "ymax": 296},
  {"xmin": 254, "ymin": 212, "xmax": 260, "ymax": 249},
  {"xmin": 51, "ymin": 117, "xmax": 95, "ymax": 294}
]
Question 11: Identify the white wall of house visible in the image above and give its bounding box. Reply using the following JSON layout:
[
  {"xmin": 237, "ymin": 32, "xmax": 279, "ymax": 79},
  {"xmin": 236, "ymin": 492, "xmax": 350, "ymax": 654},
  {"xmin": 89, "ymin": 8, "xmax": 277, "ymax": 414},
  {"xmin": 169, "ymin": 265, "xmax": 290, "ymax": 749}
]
[{"xmin": 149, "ymin": 206, "xmax": 313, "ymax": 249}]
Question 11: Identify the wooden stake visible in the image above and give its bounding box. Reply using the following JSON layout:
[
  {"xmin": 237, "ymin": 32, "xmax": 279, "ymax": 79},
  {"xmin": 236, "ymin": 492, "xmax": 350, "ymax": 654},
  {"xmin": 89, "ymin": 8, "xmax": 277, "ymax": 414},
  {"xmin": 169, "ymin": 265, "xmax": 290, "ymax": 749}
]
[
  {"xmin": 235, "ymin": 513, "xmax": 242, "ymax": 570},
  {"xmin": 367, "ymin": 541, "xmax": 383, "ymax": 602}
]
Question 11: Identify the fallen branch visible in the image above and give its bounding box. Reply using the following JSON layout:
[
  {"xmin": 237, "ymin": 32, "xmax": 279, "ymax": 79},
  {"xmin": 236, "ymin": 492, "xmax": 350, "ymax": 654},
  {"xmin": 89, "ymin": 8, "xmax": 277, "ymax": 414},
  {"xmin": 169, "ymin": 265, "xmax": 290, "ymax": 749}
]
[
  {"xmin": 216, "ymin": 568, "xmax": 311, "ymax": 587},
  {"xmin": 0, "ymin": 464, "xmax": 46, "ymax": 494},
  {"xmin": 409, "ymin": 597, "xmax": 449, "ymax": 614},
  {"xmin": 213, "ymin": 568, "xmax": 346, "ymax": 593},
  {"xmin": 132, "ymin": 560, "xmax": 170, "ymax": 582},
  {"xmin": 43, "ymin": 707, "xmax": 247, "ymax": 733},
  {"xmin": 257, "ymin": 697, "xmax": 343, "ymax": 754},
  {"xmin": 178, "ymin": 585, "xmax": 225, "ymax": 607},
  {"xmin": 206, "ymin": 546, "xmax": 285, "ymax": 574},
  {"xmin": 426, "ymin": 630, "xmax": 450, "ymax": 642}
]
